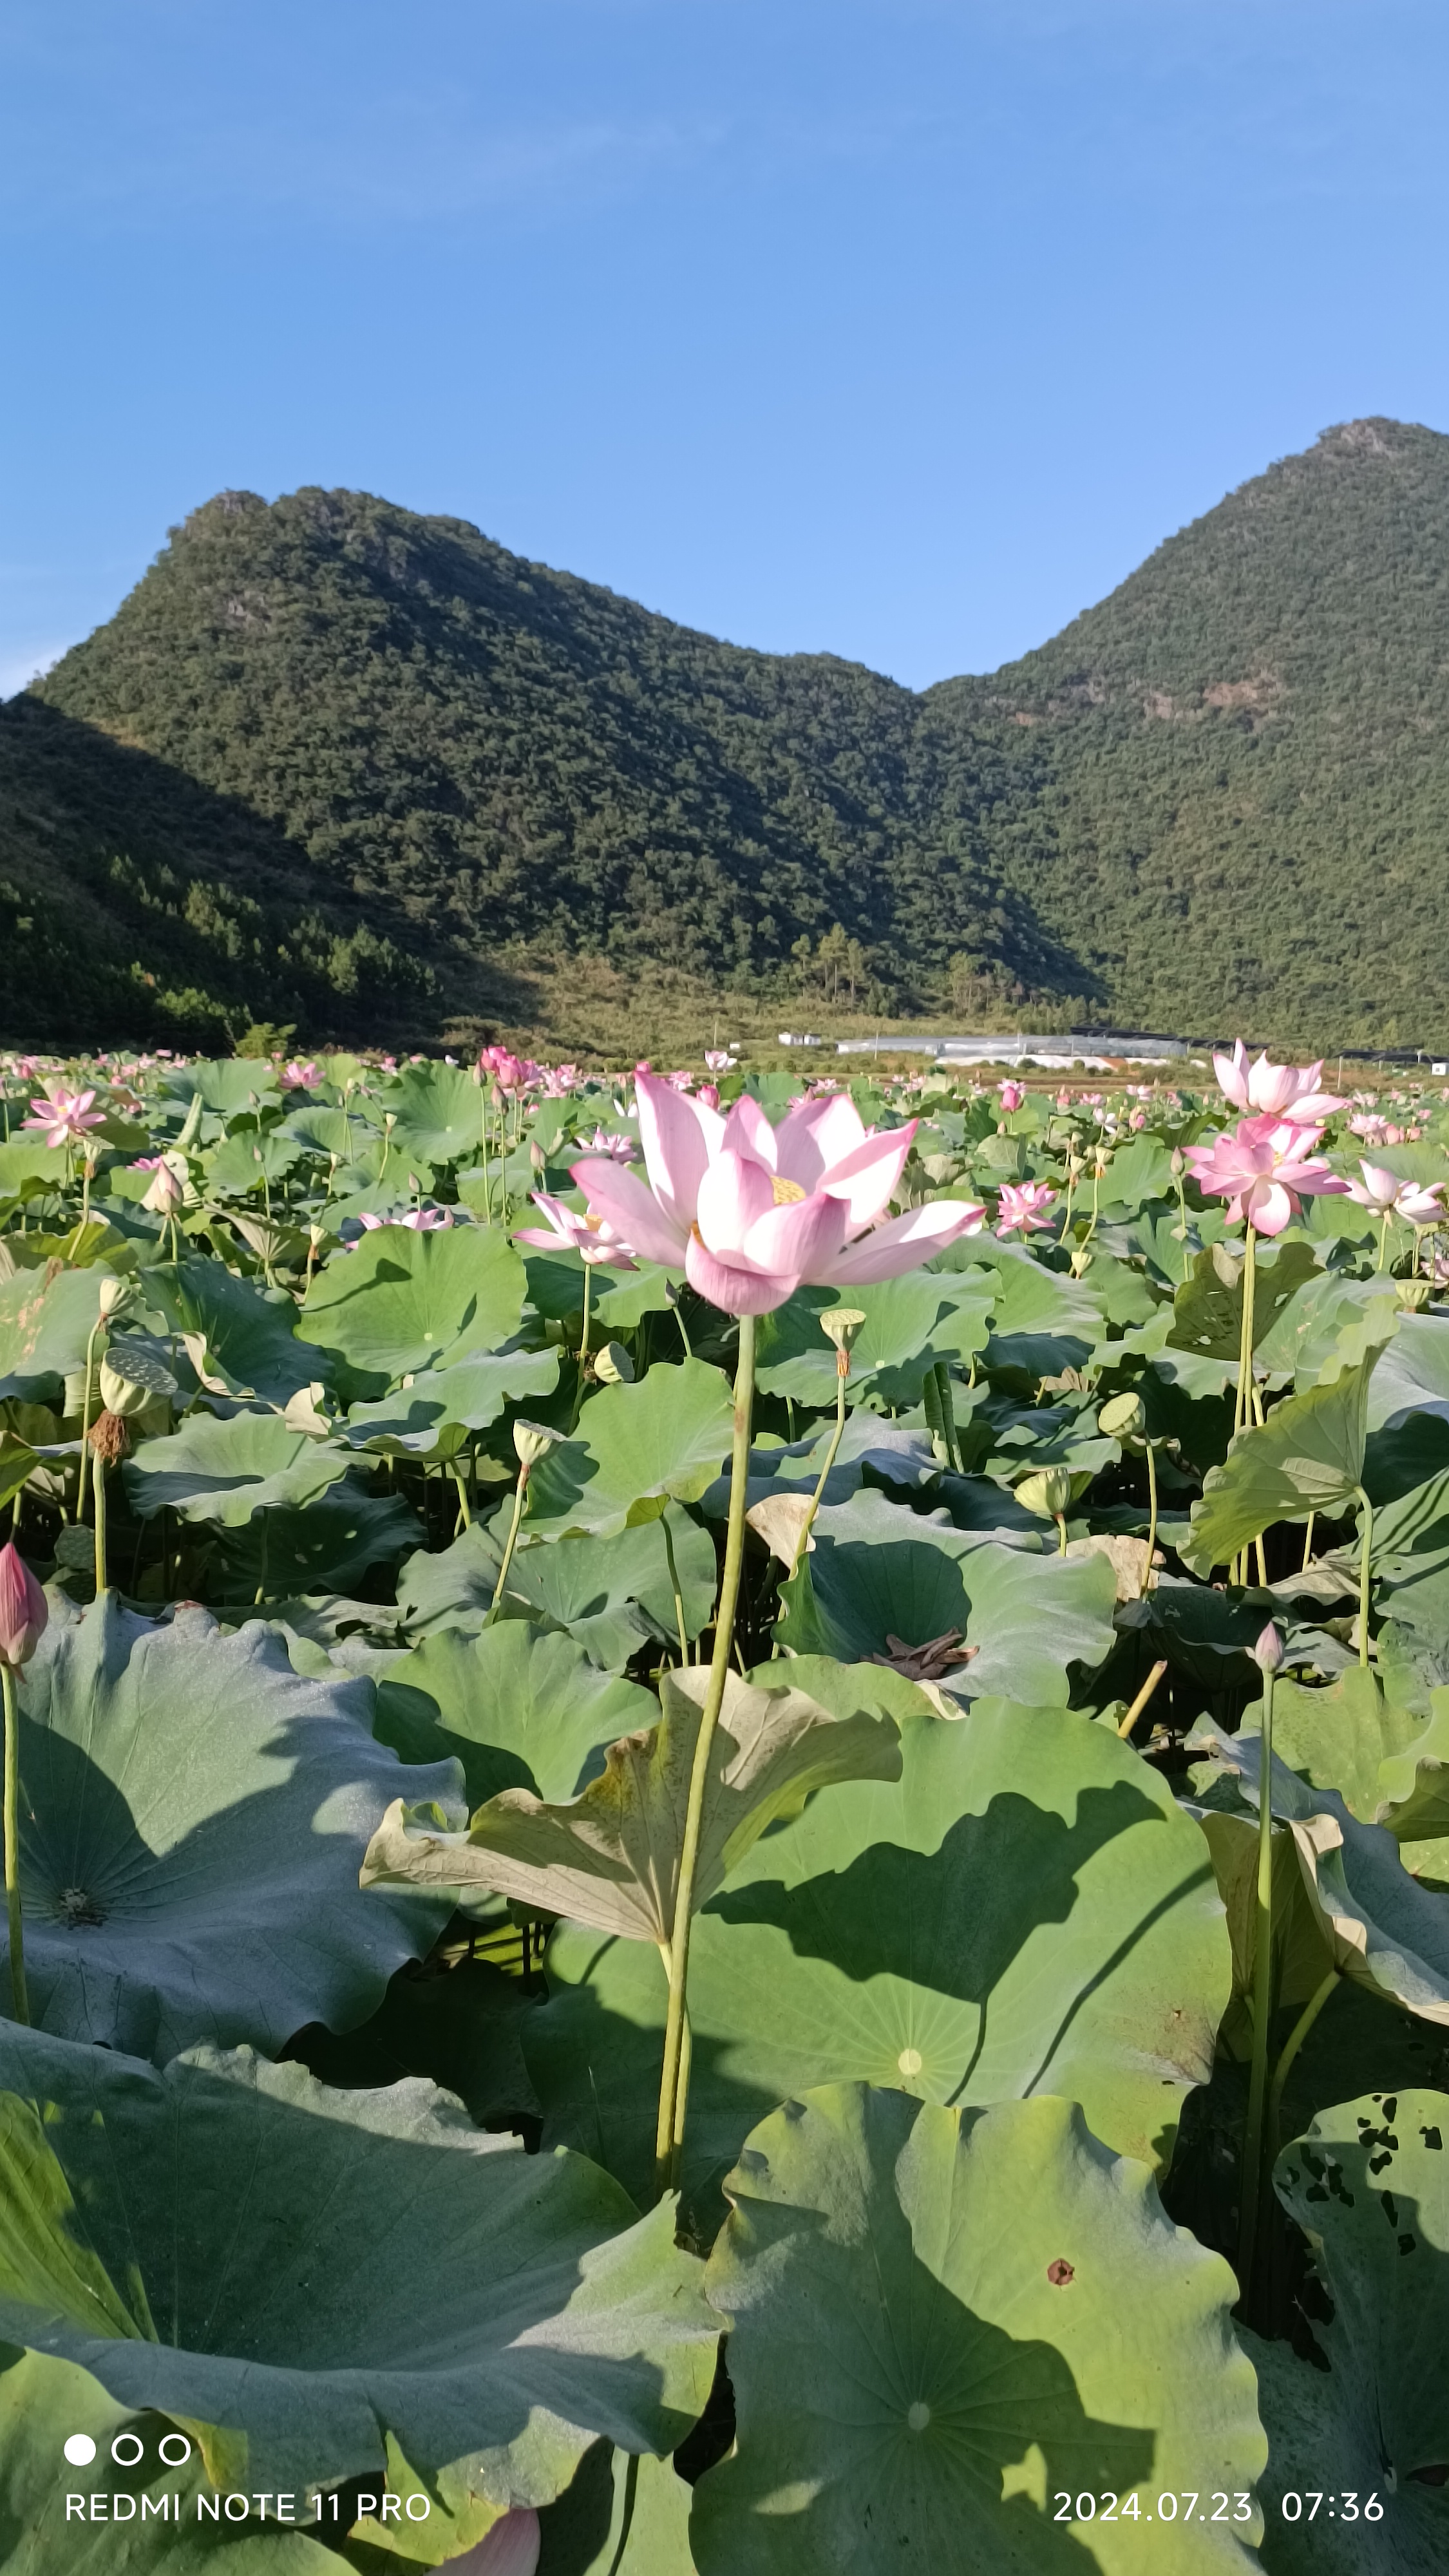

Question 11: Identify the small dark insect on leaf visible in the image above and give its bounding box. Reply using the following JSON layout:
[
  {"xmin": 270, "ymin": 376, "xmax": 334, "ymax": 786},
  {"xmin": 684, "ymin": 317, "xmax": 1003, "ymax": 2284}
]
[{"xmin": 1046, "ymin": 2259, "xmax": 1075, "ymax": 2287}]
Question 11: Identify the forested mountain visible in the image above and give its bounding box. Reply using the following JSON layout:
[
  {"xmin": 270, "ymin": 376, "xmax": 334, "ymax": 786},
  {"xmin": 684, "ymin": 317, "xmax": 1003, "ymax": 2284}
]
[{"xmin": 9, "ymin": 415, "xmax": 1449, "ymax": 1050}]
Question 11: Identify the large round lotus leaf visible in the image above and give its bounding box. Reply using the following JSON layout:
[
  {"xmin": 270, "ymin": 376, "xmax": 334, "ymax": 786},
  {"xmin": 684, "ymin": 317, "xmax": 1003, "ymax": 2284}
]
[
  {"xmin": 1, "ymin": 1595, "xmax": 459, "ymax": 2059},
  {"xmin": 205, "ymin": 1130, "xmax": 305, "ymax": 1197},
  {"xmin": 1243, "ymin": 2090, "xmax": 1449, "ymax": 2572},
  {"xmin": 755, "ymin": 1273, "xmax": 993, "ymax": 1408},
  {"xmin": 149, "ymin": 1257, "xmax": 335, "ymax": 1405},
  {"xmin": 212, "ymin": 1483, "xmax": 423, "ymax": 1598},
  {"xmin": 162, "ymin": 1057, "xmax": 281, "ymax": 1117},
  {"xmin": 776, "ymin": 1489, "xmax": 1118, "ymax": 1702},
  {"xmin": 538, "ymin": 2441, "xmax": 697, "ymax": 2573},
  {"xmin": 301, "ymin": 1227, "xmax": 527, "ymax": 1387},
  {"xmin": 1237, "ymin": 1669, "xmax": 1449, "ymax": 1839},
  {"xmin": 526, "ymin": 1699, "xmax": 1229, "ymax": 2228},
  {"xmin": 690, "ymin": 2085, "xmax": 1265, "ymax": 2573},
  {"xmin": 124, "ymin": 1412, "xmax": 353, "ymax": 1525},
  {"xmin": 0, "ymin": 2343, "xmax": 339, "ymax": 2571},
  {"xmin": 344, "ymin": 1348, "xmax": 561, "ymax": 1450},
  {"xmin": 0, "ymin": 2030, "xmax": 717, "ymax": 2517},
  {"xmin": 522, "ymin": 1362, "xmax": 735, "ymax": 1540},
  {"xmin": 0, "ymin": 1262, "xmax": 118, "ymax": 1401},
  {"xmin": 374, "ymin": 1621, "xmax": 658, "ymax": 1809},
  {"xmin": 383, "ymin": 1061, "xmax": 491, "ymax": 1164}
]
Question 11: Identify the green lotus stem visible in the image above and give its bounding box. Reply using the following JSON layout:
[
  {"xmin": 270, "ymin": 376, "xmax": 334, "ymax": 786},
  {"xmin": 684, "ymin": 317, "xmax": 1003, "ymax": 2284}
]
[
  {"xmin": 1056, "ymin": 1512, "xmax": 1068, "ymax": 1555},
  {"xmin": 91, "ymin": 1443, "xmax": 108, "ymax": 1595},
  {"xmin": 2, "ymin": 1662, "xmax": 29, "ymax": 2025},
  {"xmin": 479, "ymin": 1101, "xmax": 492, "ymax": 1227},
  {"xmin": 1356, "ymin": 1486, "xmax": 1373, "ymax": 1669},
  {"xmin": 1145, "ymin": 1441, "xmax": 1159, "ymax": 1579},
  {"xmin": 578, "ymin": 1265, "xmax": 593, "ymax": 1370},
  {"xmin": 668, "ymin": 1285, "xmax": 694, "ymax": 1361},
  {"xmin": 486, "ymin": 1471, "xmax": 530, "ymax": 1625},
  {"xmin": 1301, "ymin": 1510, "xmax": 1315, "ymax": 1571},
  {"xmin": 1236, "ymin": 1225, "xmax": 1258, "ymax": 1435},
  {"xmin": 451, "ymin": 1461, "xmax": 472, "ymax": 1531},
  {"xmin": 784, "ymin": 1345, "xmax": 851, "ymax": 1593},
  {"xmin": 661, "ymin": 1511, "xmax": 689, "ymax": 1666},
  {"xmin": 1238, "ymin": 1657, "xmax": 1277, "ymax": 2303},
  {"xmin": 1176, "ymin": 1171, "xmax": 1191, "ymax": 1282},
  {"xmin": 77, "ymin": 1318, "xmax": 104, "ymax": 1525},
  {"xmin": 1267, "ymin": 1966, "xmax": 1339, "ymax": 2155},
  {"xmin": 655, "ymin": 1311, "xmax": 755, "ymax": 2193}
]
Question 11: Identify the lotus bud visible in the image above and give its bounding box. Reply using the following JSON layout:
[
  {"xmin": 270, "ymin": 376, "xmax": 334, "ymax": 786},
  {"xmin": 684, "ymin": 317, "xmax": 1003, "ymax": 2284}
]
[
  {"xmin": 1170, "ymin": 1148, "xmax": 1186, "ymax": 1179},
  {"xmin": 529, "ymin": 1142, "xmax": 546, "ymax": 1172},
  {"xmin": 512, "ymin": 1419, "xmax": 559, "ymax": 1475},
  {"xmin": 0, "ymin": 1539, "xmax": 47, "ymax": 1668},
  {"xmin": 819, "ymin": 1306, "xmax": 867, "ymax": 1377},
  {"xmin": 1016, "ymin": 1466, "xmax": 1073, "ymax": 1520},
  {"xmin": 1251, "ymin": 1621, "xmax": 1284, "ymax": 1674},
  {"xmin": 591, "ymin": 1342, "xmax": 634, "ymax": 1385},
  {"xmin": 1098, "ymin": 1392, "xmax": 1147, "ymax": 1444},
  {"xmin": 98, "ymin": 1276, "xmax": 128, "ymax": 1317}
]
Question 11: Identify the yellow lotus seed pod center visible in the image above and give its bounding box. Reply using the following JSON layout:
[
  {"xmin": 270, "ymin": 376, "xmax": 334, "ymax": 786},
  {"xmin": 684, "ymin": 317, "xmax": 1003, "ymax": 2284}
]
[{"xmin": 772, "ymin": 1175, "xmax": 806, "ymax": 1204}]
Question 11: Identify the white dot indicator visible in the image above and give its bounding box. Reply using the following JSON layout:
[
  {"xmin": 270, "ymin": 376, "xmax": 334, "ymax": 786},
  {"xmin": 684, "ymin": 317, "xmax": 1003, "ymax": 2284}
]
[
  {"xmin": 907, "ymin": 2401, "xmax": 931, "ymax": 2434},
  {"xmin": 897, "ymin": 2048, "xmax": 923, "ymax": 2078},
  {"xmin": 64, "ymin": 2436, "xmax": 97, "ymax": 2466}
]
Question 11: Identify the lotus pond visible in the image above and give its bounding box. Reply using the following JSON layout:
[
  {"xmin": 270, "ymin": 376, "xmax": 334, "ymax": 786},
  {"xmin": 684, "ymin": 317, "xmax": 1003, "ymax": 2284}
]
[{"xmin": 1, "ymin": 1041, "xmax": 1448, "ymax": 2571}]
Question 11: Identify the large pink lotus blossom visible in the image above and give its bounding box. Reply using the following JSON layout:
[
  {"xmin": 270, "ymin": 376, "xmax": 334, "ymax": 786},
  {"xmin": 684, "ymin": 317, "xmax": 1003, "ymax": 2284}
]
[
  {"xmin": 1184, "ymin": 1115, "xmax": 1347, "ymax": 1236},
  {"xmin": 514, "ymin": 1193, "xmax": 637, "ymax": 1269},
  {"xmin": 997, "ymin": 1080, "xmax": 1025, "ymax": 1113},
  {"xmin": 705, "ymin": 1049, "xmax": 732, "ymax": 1074},
  {"xmin": 569, "ymin": 1073, "xmax": 983, "ymax": 1316},
  {"xmin": 996, "ymin": 1181, "xmax": 1057, "ymax": 1237},
  {"xmin": 540, "ymin": 1064, "xmax": 581, "ymax": 1095},
  {"xmin": 1213, "ymin": 1041, "xmax": 1347, "ymax": 1125},
  {"xmin": 22, "ymin": 1084, "xmax": 106, "ymax": 1151},
  {"xmin": 283, "ymin": 1059, "xmax": 323, "ymax": 1090},
  {"xmin": 1345, "ymin": 1162, "xmax": 1444, "ymax": 1223},
  {"xmin": 585, "ymin": 1127, "xmax": 638, "ymax": 1162},
  {"xmin": 346, "ymin": 1206, "xmax": 453, "ymax": 1246}
]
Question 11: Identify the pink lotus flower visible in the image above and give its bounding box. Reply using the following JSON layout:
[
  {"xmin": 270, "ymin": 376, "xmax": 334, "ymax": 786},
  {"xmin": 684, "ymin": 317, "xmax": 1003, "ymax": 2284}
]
[
  {"xmin": 1349, "ymin": 1113, "xmax": 1390, "ymax": 1144},
  {"xmin": 697, "ymin": 1084, "xmax": 720, "ymax": 1110},
  {"xmin": 1056, "ymin": 1087, "xmax": 1072, "ymax": 1110},
  {"xmin": 1212, "ymin": 1041, "xmax": 1347, "ymax": 1125},
  {"xmin": 1345, "ymin": 1162, "xmax": 1444, "ymax": 1223},
  {"xmin": 586, "ymin": 1128, "xmax": 638, "ymax": 1162},
  {"xmin": 705, "ymin": 1049, "xmax": 732, "ymax": 1074},
  {"xmin": 514, "ymin": 1192, "xmax": 637, "ymax": 1268},
  {"xmin": 22, "ymin": 1084, "xmax": 106, "ymax": 1150},
  {"xmin": 998, "ymin": 1080, "xmax": 1025, "ymax": 1114},
  {"xmin": 569, "ymin": 1074, "xmax": 983, "ymax": 1316},
  {"xmin": 996, "ymin": 1180, "xmax": 1057, "ymax": 1236},
  {"xmin": 1128, "ymin": 1106, "xmax": 1147, "ymax": 1131},
  {"xmin": 478, "ymin": 1046, "xmax": 527, "ymax": 1092},
  {"xmin": 541, "ymin": 1064, "xmax": 581, "ymax": 1095},
  {"xmin": 284, "ymin": 1059, "xmax": 322, "ymax": 1090},
  {"xmin": 0, "ymin": 1539, "xmax": 47, "ymax": 1668},
  {"xmin": 444, "ymin": 2509, "xmax": 540, "ymax": 2576},
  {"xmin": 347, "ymin": 1206, "xmax": 453, "ymax": 1245},
  {"xmin": 1183, "ymin": 1115, "xmax": 1347, "ymax": 1236},
  {"xmin": 132, "ymin": 1154, "xmax": 185, "ymax": 1214}
]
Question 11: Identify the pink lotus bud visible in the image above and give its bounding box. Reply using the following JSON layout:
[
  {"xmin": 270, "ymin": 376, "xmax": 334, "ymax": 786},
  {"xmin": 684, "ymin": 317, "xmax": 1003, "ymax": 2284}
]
[
  {"xmin": 1251, "ymin": 1621, "xmax": 1283, "ymax": 1674},
  {"xmin": 0, "ymin": 1540, "xmax": 47, "ymax": 1668},
  {"xmin": 998, "ymin": 1079, "xmax": 1025, "ymax": 1113}
]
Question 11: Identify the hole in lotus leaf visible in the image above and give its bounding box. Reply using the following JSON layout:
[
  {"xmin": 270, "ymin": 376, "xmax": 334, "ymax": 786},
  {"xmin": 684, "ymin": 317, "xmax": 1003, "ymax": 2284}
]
[{"xmin": 1046, "ymin": 2259, "xmax": 1075, "ymax": 2286}]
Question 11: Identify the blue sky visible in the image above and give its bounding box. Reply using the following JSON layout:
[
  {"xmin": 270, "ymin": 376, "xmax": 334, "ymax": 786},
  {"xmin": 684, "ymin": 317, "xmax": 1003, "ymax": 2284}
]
[{"xmin": 3, "ymin": 0, "xmax": 1448, "ymax": 695}]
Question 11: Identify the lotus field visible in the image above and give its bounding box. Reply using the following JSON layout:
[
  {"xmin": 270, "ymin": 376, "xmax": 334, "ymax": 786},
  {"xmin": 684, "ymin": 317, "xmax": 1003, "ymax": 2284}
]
[{"xmin": 4, "ymin": 1037, "xmax": 1449, "ymax": 2572}]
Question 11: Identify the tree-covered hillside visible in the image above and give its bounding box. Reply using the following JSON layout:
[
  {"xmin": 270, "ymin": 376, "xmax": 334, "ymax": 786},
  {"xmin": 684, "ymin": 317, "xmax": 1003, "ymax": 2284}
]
[{"xmin": 14, "ymin": 416, "xmax": 1449, "ymax": 1050}]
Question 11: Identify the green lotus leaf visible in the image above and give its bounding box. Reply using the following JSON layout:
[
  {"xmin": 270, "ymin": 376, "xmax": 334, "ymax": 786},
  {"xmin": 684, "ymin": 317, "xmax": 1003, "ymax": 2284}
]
[
  {"xmin": 1182, "ymin": 1356, "xmax": 1378, "ymax": 1577},
  {"xmin": 1190, "ymin": 1727, "xmax": 1449, "ymax": 2027},
  {"xmin": 213, "ymin": 1484, "xmax": 424, "ymax": 1598},
  {"xmin": 147, "ymin": 1257, "xmax": 336, "ymax": 1405},
  {"xmin": 983, "ymin": 1242, "xmax": 1104, "ymax": 1379},
  {"xmin": 538, "ymin": 2441, "xmax": 698, "ymax": 2573},
  {"xmin": 301, "ymin": 1227, "xmax": 527, "ymax": 1388},
  {"xmin": 0, "ymin": 2343, "xmax": 343, "ymax": 2571},
  {"xmin": 1236, "ymin": 1667, "xmax": 1449, "ymax": 1839},
  {"xmin": 526, "ymin": 1698, "xmax": 1230, "ymax": 2229},
  {"xmin": 1188, "ymin": 1808, "xmax": 1336, "ymax": 2061},
  {"xmin": 520, "ymin": 1252, "xmax": 676, "ymax": 1327},
  {"xmin": 204, "ymin": 1130, "xmax": 305, "ymax": 1198},
  {"xmin": 282, "ymin": 1103, "xmax": 383, "ymax": 1159},
  {"xmin": 755, "ymin": 1273, "xmax": 994, "ymax": 1408},
  {"xmin": 162, "ymin": 1057, "xmax": 282, "ymax": 1118},
  {"xmin": 362, "ymin": 1666, "xmax": 902, "ymax": 1944},
  {"xmin": 1169, "ymin": 1238, "xmax": 1321, "ymax": 1365},
  {"xmin": 1, "ymin": 1594, "xmax": 458, "ymax": 2058},
  {"xmin": 522, "ymin": 1361, "xmax": 735, "ymax": 1539},
  {"xmin": 0, "ymin": 2031, "xmax": 716, "ymax": 2509},
  {"xmin": 287, "ymin": 1952, "xmax": 542, "ymax": 2130},
  {"xmin": 374, "ymin": 1621, "xmax": 659, "ymax": 1810},
  {"xmin": 1367, "ymin": 1312, "xmax": 1449, "ymax": 1431},
  {"xmin": 1244, "ymin": 2088, "xmax": 1449, "ymax": 2569},
  {"xmin": 124, "ymin": 1412, "xmax": 354, "ymax": 1526},
  {"xmin": 397, "ymin": 1508, "xmax": 717, "ymax": 1669},
  {"xmin": 344, "ymin": 1348, "xmax": 561, "ymax": 1452},
  {"xmin": 382, "ymin": 1061, "xmax": 490, "ymax": 1165},
  {"xmin": 0, "ymin": 1264, "xmax": 120, "ymax": 1401},
  {"xmin": 690, "ymin": 2085, "xmax": 1265, "ymax": 2573},
  {"xmin": 1373, "ymin": 1541, "xmax": 1449, "ymax": 1684},
  {"xmin": 776, "ymin": 1488, "xmax": 1118, "ymax": 1703}
]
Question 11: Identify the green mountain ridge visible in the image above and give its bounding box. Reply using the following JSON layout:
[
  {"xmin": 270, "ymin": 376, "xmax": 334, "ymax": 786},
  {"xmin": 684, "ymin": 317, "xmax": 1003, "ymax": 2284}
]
[{"xmin": 6, "ymin": 414, "xmax": 1448, "ymax": 1050}]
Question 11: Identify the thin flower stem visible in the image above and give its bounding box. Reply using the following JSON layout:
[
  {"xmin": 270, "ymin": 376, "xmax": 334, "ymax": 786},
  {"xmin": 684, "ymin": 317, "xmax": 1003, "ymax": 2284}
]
[
  {"xmin": 784, "ymin": 1354, "xmax": 849, "ymax": 1593},
  {"xmin": 2, "ymin": 1662, "xmax": 29, "ymax": 2024},
  {"xmin": 451, "ymin": 1461, "xmax": 472, "ymax": 1531},
  {"xmin": 1117, "ymin": 1657, "xmax": 1168, "ymax": 1739},
  {"xmin": 1267, "ymin": 1967, "xmax": 1339, "ymax": 2154},
  {"xmin": 486, "ymin": 1473, "xmax": 529, "ymax": 1625},
  {"xmin": 1144, "ymin": 1442, "xmax": 1159, "ymax": 1580},
  {"xmin": 77, "ymin": 1318, "xmax": 104, "ymax": 1526},
  {"xmin": 661, "ymin": 1511, "xmax": 689, "ymax": 1667},
  {"xmin": 655, "ymin": 1312, "xmax": 755, "ymax": 2193},
  {"xmin": 92, "ymin": 1444, "xmax": 108, "ymax": 1594},
  {"xmin": 1356, "ymin": 1486, "xmax": 1374, "ymax": 1669},
  {"xmin": 1301, "ymin": 1510, "xmax": 1316, "ymax": 1572},
  {"xmin": 1238, "ymin": 1658, "xmax": 1276, "ymax": 2302},
  {"xmin": 1236, "ymin": 1225, "xmax": 1258, "ymax": 1436}
]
